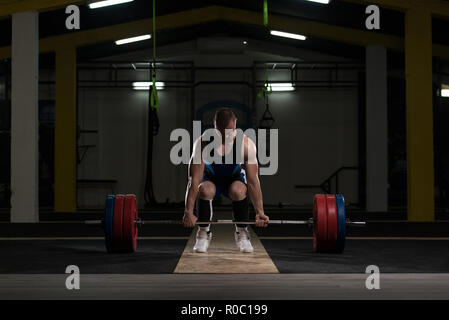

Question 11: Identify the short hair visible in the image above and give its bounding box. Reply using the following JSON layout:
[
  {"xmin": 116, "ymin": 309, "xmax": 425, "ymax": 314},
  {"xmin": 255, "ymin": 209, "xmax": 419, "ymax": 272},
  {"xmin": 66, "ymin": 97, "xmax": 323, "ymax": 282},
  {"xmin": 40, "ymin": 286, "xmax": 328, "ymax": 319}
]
[{"xmin": 214, "ymin": 108, "xmax": 237, "ymax": 130}]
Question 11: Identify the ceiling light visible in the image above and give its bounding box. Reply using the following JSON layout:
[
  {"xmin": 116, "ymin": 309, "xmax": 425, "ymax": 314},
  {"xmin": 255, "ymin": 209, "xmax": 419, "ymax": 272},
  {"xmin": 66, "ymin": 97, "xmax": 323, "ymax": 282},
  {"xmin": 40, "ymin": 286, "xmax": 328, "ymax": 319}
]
[
  {"xmin": 88, "ymin": 0, "xmax": 134, "ymax": 9},
  {"xmin": 270, "ymin": 30, "xmax": 307, "ymax": 41},
  {"xmin": 305, "ymin": 0, "xmax": 331, "ymax": 4},
  {"xmin": 115, "ymin": 34, "xmax": 151, "ymax": 45},
  {"xmin": 133, "ymin": 82, "xmax": 165, "ymax": 90},
  {"xmin": 266, "ymin": 83, "xmax": 295, "ymax": 92}
]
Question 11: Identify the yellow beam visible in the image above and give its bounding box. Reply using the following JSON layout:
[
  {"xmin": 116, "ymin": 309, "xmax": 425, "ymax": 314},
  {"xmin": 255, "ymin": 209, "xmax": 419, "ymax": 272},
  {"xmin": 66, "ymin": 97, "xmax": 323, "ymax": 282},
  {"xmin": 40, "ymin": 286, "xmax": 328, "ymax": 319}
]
[
  {"xmin": 48, "ymin": 5, "xmax": 217, "ymax": 49},
  {"xmin": 0, "ymin": 5, "xmax": 449, "ymax": 60},
  {"xmin": 0, "ymin": 0, "xmax": 84, "ymax": 18},
  {"xmin": 405, "ymin": 4, "xmax": 435, "ymax": 221},
  {"xmin": 54, "ymin": 47, "xmax": 77, "ymax": 213},
  {"xmin": 0, "ymin": 6, "xmax": 217, "ymax": 59},
  {"xmin": 427, "ymin": 0, "xmax": 449, "ymax": 19},
  {"xmin": 220, "ymin": 6, "xmax": 403, "ymax": 50},
  {"xmin": 0, "ymin": 46, "xmax": 10, "ymax": 58},
  {"xmin": 434, "ymin": 44, "xmax": 449, "ymax": 59}
]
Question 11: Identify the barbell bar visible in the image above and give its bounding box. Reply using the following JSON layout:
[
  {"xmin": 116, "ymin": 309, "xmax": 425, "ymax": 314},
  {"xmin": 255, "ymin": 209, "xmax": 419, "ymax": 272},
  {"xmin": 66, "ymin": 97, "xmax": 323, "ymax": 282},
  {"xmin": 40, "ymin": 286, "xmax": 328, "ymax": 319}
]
[{"xmin": 85, "ymin": 218, "xmax": 366, "ymax": 227}]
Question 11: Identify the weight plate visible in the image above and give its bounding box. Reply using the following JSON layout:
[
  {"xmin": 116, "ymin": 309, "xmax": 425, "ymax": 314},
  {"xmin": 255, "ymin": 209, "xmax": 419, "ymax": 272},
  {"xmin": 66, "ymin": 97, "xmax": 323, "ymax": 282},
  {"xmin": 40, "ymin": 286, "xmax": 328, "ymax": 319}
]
[
  {"xmin": 113, "ymin": 194, "xmax": 126, "ymax": 252},
  {"xmin": 123, "ymin": 194, "xmax": 138, "ymax": 253},
  {"xmin": 335, "ymin": 194, "xmax": 346, "ymax": 253},
  {"xmin": 313, "ymin": 194, "xmax": 327, "ymax": 253},
  {"xmin": 104, "ymin": 195, "xmax": 115, "ymax": 253},
  {"xmin": 326, "ymin": 195, "xmax": 338, "ymax": 252}
]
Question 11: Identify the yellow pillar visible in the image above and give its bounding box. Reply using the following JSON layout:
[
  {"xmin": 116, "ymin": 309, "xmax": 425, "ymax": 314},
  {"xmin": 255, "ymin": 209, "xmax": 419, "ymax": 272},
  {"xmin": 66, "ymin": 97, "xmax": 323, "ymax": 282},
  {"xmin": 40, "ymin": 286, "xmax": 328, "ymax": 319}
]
[
  {"xmin": 55, "ymin": 47, "xmax": 77, "ymax": 212},
  {"xmin": 405, "ymin": 4, "xmax": 434, "ymax": 221}
]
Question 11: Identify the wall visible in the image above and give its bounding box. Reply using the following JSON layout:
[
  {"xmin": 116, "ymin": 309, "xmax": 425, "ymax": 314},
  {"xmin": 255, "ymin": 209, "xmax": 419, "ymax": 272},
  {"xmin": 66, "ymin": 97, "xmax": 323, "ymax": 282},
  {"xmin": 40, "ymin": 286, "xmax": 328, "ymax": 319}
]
[{"xmin": 76, "ymin": 41, "xmax": 360, "ymax": 208}]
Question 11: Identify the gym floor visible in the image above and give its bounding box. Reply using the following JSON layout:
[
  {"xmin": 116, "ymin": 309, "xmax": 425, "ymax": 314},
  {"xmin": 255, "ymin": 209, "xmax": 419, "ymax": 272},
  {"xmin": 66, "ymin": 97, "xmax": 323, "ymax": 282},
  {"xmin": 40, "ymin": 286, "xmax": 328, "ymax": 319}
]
[
  {"xmin": 2, "ymin": 0, "xmax": 449, "ymax": 307},
  {"xmin": 1, "ymin": 209, "xmax": 448, "ymax": 300}
]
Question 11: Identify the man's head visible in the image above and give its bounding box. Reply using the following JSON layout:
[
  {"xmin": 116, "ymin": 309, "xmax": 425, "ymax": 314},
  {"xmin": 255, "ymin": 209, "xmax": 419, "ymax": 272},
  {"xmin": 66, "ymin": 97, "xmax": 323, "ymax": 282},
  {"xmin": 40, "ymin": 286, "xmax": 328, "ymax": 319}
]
[{"xmin": 214, "ymin": 108, "xmax": 237, "ymax": 142}]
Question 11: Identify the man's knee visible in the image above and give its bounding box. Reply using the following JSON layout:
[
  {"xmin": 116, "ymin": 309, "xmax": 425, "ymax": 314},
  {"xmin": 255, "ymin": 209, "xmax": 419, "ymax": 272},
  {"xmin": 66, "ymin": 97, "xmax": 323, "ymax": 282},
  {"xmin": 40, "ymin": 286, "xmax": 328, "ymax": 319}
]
[
  {"xmin": 199, "ymin": 182, "xmax": 216, "ymax": 200},
  {"xmin": 228, "ymin": 182, "xmax": 247, "ymax": 201}
]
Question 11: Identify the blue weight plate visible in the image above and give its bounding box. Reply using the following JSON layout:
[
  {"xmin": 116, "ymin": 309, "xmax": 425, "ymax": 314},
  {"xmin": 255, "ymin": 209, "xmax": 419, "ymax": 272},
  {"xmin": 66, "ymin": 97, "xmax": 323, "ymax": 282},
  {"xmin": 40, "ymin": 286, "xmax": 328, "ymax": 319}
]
[
  {"xmin": 335, "ymin": 194, "xmax": 346, "ymax": 253},
  {"xmin": 105, "ymin": 195, "xmax": 116, "ymax": 253}
]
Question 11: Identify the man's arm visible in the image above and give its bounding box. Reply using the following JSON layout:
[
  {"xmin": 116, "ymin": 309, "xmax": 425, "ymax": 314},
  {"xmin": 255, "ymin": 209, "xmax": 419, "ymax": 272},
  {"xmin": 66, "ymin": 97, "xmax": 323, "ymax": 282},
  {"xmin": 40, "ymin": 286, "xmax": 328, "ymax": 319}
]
[
  {"xmin": 183, "ymin": 138, "xmax": 204, "ymax": 227},
  {"xmin": 244, "ymin": 137, "xmax": 269, "ymax": 227}
]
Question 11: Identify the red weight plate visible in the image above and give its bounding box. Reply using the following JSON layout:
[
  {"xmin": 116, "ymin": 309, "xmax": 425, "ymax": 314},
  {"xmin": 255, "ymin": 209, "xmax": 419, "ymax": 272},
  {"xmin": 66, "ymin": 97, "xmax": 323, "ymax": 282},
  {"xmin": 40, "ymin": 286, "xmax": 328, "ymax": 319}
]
[
  {"xmin": 313, "ymin": 194, "xmax": 328, "ymax": 252},
  {"xmin": 123, "ymin": 194, "xmax": 138, "ymax": 253},
  {"xmin": 113, "ymin": 194, "xmax": 125, "ymax": 252},
  {"xmin": 326, "ymin": 195, "xmax": 338, "ymax": 252}
]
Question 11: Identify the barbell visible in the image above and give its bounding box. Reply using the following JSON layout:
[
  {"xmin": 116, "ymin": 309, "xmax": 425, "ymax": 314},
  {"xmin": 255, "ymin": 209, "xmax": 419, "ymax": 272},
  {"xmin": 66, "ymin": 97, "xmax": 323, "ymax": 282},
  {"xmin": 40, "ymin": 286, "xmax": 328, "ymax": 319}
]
[
  {"xmin": 85, "ymin": 193, "xmax": 366, "ymax": 254},
  {"xmin": 85, "ymin": 219, "xmax": 366, "ymax": 226}
]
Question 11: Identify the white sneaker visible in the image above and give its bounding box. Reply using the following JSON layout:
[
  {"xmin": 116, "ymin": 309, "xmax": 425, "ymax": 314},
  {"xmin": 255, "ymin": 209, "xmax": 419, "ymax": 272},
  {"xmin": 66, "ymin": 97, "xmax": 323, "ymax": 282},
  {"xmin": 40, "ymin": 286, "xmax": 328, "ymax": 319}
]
[
  {"xmin": 235, "ymin": 227, "xmax": 254, "ymax": 253},
  {"xmin": 193, "ymin": 228, "xmax": 212, "ymax": 253}
]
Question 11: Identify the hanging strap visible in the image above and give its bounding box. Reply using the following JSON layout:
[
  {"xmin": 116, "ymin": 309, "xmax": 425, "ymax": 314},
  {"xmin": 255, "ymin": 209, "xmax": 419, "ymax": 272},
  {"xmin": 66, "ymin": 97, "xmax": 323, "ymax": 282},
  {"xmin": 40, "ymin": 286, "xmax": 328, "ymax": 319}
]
[
  {"xmin": 263, "ymin": 0, "xmax": 268, "ymax": 26},
  {"xmin": 152, "ymin": 0, "xmax": 156, "ymax": 64},
  {"xmin": 260, "ymin": 0, "xmax": 270, "ymax": 100},
  {"xmin": 150, "ymin": 70, "xmax": 159, "ymax": 111},
  {"xmin": 257, "ymin": 64, "xmax": 272, "ymax": 106},
  {"xmin": 150, "ymin": 0, "xmax": 159, "ymax": 111}
]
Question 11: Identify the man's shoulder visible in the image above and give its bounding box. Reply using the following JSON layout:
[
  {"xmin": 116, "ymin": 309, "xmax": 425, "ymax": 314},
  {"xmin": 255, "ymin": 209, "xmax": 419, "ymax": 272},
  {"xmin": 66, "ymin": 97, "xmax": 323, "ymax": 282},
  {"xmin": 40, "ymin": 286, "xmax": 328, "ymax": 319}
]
[{"xmin": 242, "ymin": 134, "xmax": 256, "ymax": 147}]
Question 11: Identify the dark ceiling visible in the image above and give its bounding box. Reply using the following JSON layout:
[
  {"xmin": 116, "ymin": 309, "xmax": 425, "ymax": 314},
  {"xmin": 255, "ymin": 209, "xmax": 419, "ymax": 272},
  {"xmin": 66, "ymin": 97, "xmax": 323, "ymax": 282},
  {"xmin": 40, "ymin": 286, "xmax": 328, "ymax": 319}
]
[
  {"xmin": 0, "ymin": 0, "xmax": 448, "ymax": 64},
  {"xmin": 75, "ymin": 20, "xmax": 365, "ymax": 61}
]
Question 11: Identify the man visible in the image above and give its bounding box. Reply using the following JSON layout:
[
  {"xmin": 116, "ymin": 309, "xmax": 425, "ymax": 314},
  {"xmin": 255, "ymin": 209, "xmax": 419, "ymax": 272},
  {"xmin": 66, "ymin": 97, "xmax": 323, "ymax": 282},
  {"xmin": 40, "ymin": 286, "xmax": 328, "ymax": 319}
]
[{"xmin": 182, "ymin": 108, "xmax": 269, "ymax": 253}]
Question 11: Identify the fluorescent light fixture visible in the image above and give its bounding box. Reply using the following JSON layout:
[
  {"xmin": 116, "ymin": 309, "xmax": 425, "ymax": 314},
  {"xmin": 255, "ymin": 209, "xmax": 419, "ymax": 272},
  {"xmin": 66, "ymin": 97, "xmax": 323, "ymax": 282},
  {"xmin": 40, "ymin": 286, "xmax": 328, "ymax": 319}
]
[
  {"xmin": 270, "ymin": 30, "xmax": 307, "ymax": 41},
  {"xmin": 115, "ymin": 34, "xmax": 151, "ymax": 45},
  {"xmin": 133, "ymin": 82, "xmax": 165, "ymax": 90},
  {"xmin": 305, "ymin": 0, "xmax": 331, "ymax": 4},
  {"xmin": 266, "ymin": 83, "xmax": 295, "ymax": 92},
  {"xmin": 88, "ymin": 0, "xmax": 134, "ymax": 9},
  {"xmin": 442, "ymin": 85, "xmax": 449, "ymax": 97}
]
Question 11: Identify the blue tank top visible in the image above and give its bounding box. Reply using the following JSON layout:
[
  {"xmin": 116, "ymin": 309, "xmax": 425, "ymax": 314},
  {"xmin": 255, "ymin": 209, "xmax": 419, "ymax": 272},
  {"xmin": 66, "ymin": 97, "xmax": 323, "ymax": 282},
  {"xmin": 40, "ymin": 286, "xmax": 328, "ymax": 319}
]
[{"xmin": 204, "ymin": 140, "xmax": 243, "ymax": 178}]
